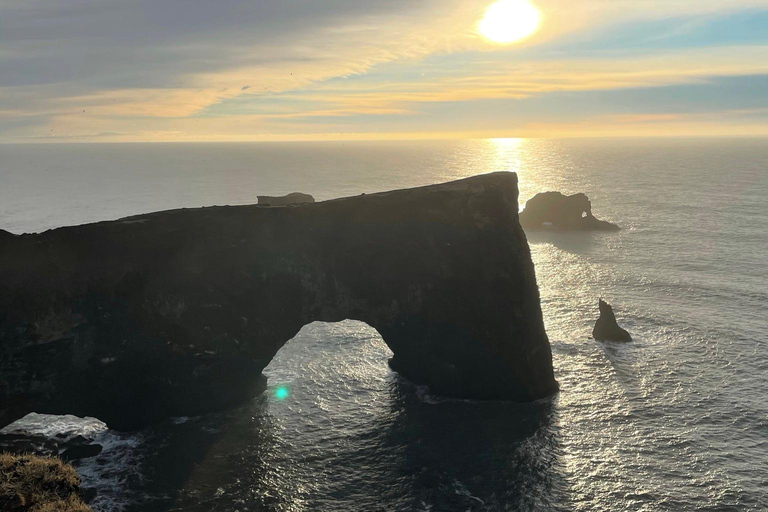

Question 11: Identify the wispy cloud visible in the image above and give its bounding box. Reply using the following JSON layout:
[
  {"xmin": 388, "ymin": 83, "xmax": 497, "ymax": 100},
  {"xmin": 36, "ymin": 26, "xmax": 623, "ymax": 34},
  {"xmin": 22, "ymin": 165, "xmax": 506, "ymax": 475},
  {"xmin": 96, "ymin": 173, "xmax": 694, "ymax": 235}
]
[
  {"xmin": 1, "ymin": 0, "xmax": 768, "ymax": 140},
  {"xmin": 202, "ymin": 45, "xmax": 768, "ymax": 121}
]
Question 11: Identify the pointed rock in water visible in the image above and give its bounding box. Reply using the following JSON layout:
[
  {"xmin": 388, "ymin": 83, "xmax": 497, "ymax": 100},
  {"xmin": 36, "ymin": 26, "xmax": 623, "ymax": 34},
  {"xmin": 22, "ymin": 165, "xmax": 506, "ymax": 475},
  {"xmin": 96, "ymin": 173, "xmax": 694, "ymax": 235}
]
[{"xmin": 593, "ymin": 299, "xmax": 632, "ymax": 342}]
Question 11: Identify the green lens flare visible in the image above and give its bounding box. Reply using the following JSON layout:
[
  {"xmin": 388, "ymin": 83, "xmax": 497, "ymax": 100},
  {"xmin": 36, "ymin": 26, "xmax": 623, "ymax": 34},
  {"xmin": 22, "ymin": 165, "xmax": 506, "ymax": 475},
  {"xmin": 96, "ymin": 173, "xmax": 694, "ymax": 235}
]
[{"xmin": 275, "ymin": 386, "xmax": 289, "ymax": 400}]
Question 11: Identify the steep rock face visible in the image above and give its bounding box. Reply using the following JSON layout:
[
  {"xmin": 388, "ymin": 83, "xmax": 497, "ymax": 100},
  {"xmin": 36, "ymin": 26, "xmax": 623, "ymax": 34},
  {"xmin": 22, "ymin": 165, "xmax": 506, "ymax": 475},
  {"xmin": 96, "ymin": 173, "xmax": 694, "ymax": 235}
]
[
  {"xmin": 0, "ymin": 172, "xmax": 557, "ymax": 430},
  {"xmin": 257, "ymin": 192, "xmax": 315, "ymax": 206},
  {"xmin": 592, "ymin": 299, "xmax": 632, "ymax": 342},
  {"xmin": 520, "ymin": 191, "xmax": 619, "ymax": 231}
]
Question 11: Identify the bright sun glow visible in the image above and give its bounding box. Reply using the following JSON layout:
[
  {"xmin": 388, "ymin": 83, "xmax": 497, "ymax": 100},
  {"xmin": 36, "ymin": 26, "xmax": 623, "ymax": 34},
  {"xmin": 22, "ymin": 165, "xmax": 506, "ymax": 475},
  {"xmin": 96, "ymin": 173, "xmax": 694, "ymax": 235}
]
[{"xmin": 478, "ymin": 0, "xmax": 541, "ymax": 44}]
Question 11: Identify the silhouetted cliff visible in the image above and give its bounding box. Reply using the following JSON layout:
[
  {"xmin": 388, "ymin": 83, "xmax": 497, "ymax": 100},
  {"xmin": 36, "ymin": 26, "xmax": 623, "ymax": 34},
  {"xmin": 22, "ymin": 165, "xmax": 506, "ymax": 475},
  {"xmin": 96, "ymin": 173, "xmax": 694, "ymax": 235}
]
[{"xmin": 0, "ymin": 172, "xmax": 557, "ymax": 430}]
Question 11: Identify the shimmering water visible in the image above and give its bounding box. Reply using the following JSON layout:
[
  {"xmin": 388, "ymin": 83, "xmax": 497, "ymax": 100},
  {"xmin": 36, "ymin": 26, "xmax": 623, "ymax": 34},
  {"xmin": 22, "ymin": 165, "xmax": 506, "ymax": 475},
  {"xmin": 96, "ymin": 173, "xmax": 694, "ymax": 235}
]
[{"xmin": 1, "ymin": 138, "xmax": 767, "ymax": 511}]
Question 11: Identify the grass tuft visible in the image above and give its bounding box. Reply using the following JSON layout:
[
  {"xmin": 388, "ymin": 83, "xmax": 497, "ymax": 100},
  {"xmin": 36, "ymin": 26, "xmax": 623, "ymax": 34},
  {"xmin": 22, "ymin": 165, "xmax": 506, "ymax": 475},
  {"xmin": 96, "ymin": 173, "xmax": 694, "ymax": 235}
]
[{"xmin": 0, "ymin": 452, "xmax": 92, "ymax": 511}]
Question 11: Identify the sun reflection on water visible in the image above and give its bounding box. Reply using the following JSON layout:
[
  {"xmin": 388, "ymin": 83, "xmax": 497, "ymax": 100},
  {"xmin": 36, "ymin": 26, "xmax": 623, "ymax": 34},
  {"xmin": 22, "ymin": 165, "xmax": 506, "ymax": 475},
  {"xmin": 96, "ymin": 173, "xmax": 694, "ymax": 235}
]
[
  {"xmin": 44, "ymin": 139, "xmax": 768, "ymax": 511},
  {"xmin": 487, "ymin": 137, "xmax": 524, "ymax": 176}
]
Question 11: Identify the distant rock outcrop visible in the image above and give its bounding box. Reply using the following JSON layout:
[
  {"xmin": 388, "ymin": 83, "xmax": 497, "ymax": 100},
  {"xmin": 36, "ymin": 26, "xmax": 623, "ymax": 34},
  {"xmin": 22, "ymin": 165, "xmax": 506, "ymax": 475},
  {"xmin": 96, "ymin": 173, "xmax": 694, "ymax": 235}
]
[
  {"xmin": 257, "ymin": 192, "xmax": 315, "ymax": 206},
  {"xmin": 520, "ymin": 192, "xmax": 619, "ymax": 231},
  {"xmin": 0, "ymin": 172, "xmax": 557, "ymax": 430},
  {"xmin": 592, "ymin": 299, "xmax": 632, "ymax": 342}
]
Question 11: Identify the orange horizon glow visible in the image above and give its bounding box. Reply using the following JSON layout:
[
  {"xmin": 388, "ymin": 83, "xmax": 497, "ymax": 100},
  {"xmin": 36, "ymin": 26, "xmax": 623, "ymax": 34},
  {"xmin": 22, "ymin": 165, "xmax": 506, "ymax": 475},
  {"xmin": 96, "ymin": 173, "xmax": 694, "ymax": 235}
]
[{"xmin": 2, "ymin": 1, "xmax": 767, "ymax": 143}]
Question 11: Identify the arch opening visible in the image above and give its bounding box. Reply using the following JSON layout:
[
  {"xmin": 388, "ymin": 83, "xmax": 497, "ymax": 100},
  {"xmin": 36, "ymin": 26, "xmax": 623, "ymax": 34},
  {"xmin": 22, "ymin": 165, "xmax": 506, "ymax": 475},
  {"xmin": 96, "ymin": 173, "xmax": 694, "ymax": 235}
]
[{"xmin": 263, "ymin": 320, "xmax": 394, "ymax": 405}]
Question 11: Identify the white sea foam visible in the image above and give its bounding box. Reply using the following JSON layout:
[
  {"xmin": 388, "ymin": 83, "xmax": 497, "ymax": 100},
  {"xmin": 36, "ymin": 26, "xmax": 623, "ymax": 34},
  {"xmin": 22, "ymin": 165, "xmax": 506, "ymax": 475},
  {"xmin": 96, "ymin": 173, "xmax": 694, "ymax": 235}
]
[
  {"xmin": 1, "ymin": 412, "xmax": 107, "ymax": 441},
  {"xmin": 75, "ymin": 430, "xmax": 145, "ymax": 512}
]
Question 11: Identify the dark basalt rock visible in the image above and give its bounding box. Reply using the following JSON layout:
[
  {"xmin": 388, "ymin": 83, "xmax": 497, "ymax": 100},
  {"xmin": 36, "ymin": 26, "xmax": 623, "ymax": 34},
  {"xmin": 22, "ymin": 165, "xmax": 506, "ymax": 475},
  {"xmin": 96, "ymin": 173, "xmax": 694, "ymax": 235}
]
[
  {"xmin": 0, "ymin": 172, "xmax": 557, "ymax": 430},
  {"xmin": 592, "ymin": 299, "xmax": 632, "ymax": 342},
  {"xmin": 520, "ymin": 191, "xmax": 619, "ymax": 231},
  {"xmin": 0, "ymin": 432, "xmax": 61, "ymax": 457},
  {"xmin": 257, "ymin": 192, "xmax": 315, "ymax": 206},
  {"xmin": 82, "ymin": 487, "xmax": 98, "ymax": 504},
  {"xmin": 0, "ymin": 432, "xmax": 102, "ymax": 460},
  {"xmin": 60, "ymin": 443, "xmax": 103, "ymax": 462}
]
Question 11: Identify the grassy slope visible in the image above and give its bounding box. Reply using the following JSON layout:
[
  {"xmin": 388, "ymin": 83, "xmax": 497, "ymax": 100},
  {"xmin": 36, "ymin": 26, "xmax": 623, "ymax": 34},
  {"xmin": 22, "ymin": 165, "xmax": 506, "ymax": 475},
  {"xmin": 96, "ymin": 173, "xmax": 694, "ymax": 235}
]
[{"xmin": 0, "ymin": 453, "xmax": 91, "ymax": 512}]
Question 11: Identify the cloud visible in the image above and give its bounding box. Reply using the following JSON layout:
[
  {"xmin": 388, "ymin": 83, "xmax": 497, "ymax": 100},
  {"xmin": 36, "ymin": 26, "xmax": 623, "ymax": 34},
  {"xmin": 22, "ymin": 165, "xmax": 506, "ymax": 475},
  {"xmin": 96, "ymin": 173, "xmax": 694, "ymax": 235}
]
[
  {"xmin": 1, "ymin": 0, "xmax": 768, "ymax": 140},
  {"xmin": 0, "ymin": 0, "xmax": 481, "ymax": 106},
  {"xmin": 202, "ymin": 45, "xmax": 768, "ymax": 121}
]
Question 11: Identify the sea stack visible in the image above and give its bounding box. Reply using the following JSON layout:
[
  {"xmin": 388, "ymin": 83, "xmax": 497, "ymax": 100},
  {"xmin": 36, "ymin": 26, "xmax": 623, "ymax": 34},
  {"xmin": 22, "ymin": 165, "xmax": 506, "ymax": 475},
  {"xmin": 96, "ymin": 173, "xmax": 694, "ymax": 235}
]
[
  {"xmin": 520, "ymin": 191, "xmax": 619, "ymax": 231},
  {"xmin": 0, "ymin": 172, "xmax": 557, "ymax": 430},
  {"xmin": 593, "ymin": 299, "xmax": 633, "ymax": 342}
]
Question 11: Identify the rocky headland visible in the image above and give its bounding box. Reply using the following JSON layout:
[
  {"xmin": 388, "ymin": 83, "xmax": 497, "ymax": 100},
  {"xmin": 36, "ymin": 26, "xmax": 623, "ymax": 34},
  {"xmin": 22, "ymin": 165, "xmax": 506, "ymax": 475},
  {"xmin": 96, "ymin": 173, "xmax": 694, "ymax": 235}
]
[
  {"xmin": 520, "ymin": 191, "xmax": 620, "ymax": 231},
  {"xmin": 0, "ymin": 172, "xmax": 557, "ymax": 431}
]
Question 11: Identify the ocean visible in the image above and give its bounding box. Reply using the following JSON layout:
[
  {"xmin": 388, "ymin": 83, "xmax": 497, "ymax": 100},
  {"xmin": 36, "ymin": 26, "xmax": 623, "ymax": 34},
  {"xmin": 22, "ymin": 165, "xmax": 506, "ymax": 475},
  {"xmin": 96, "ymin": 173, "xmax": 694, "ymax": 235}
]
[{"xmin": 1, "ymin": 138, "xmax": 766, "ymax": 511}]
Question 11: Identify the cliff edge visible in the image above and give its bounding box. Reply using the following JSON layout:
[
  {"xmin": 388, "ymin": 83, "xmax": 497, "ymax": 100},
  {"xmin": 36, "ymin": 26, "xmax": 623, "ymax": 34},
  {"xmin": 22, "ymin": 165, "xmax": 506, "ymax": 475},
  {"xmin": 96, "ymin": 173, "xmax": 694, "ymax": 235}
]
[{"xmin": 0, "ymin": 172, "xmax": 557, "ymax": 430}]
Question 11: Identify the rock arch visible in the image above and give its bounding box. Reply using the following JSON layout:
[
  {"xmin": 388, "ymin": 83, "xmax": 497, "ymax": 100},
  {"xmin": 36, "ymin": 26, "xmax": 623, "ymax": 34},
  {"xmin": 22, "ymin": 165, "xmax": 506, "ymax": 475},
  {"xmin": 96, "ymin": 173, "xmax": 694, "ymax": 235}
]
[
  {"xmin": 519, "ymin": 191, "xmax": 620, "ymax": 231},
  {"xmin": 0, "ymin": 173, "xmax": 557, "ymax": 430}
]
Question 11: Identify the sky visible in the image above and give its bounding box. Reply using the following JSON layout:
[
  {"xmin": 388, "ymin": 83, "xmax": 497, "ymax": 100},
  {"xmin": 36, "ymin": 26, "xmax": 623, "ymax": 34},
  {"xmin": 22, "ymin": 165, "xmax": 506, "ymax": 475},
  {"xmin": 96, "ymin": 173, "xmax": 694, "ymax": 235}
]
[{"xmin": 1, "ymin": 0, "xmax": 768, "ymax": 142}]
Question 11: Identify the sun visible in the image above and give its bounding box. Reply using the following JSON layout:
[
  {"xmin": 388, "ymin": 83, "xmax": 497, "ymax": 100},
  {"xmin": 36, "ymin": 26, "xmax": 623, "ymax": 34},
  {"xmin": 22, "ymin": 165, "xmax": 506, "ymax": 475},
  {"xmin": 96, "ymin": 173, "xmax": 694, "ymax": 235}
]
[{"xmin": 478, "ymin": 0, "xmax": 542, "ymax": 44}]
